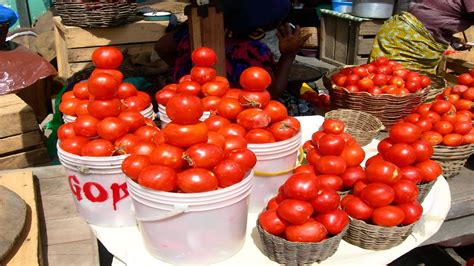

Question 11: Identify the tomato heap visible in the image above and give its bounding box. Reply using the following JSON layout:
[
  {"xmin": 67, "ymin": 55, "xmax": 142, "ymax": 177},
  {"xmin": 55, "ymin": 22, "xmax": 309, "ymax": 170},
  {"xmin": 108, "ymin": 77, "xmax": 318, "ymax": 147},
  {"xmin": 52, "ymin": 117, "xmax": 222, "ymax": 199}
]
[
  {"xmin": 406, "ymin": 82, "xmax": 474, "ymax": 147},
  {"xmin": 123, "ymin": 93, "xmax": 257, "ymax": 193},
  {"xmin": 58, "ymin": 47, "xmax": 159, "ymax": 157},
  {"xmin": 301, "ymin": 119, "xmax": 366, "ymax": 193},
  {"xmin": 60, "ymin": 47, "xmax": 151, "ymax": 118},
  {"xmin": 300, "ymin": 90, "xmax": 330, "ymax": 111},
  {"xmin": 258, "ymin": 172, "xmax": 349, "ymax": 242},
  {"xmin": 331, "ymin": 57, "xmax": 431, "ymax": 95}
]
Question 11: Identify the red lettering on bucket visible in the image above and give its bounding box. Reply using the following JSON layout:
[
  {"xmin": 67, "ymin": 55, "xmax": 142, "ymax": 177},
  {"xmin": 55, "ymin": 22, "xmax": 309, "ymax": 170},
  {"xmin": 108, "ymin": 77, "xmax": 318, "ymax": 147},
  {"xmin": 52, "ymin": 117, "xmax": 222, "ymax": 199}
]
[
  {"xmin": 68, "ymin": 175, "xmax": 82, "ymax": 201},
  {"xmin": 111, "ymin": 183, "xmax": 129, "ymax": 211},
  {"xmin": 83, "ymin": 182, "xmax": 108, "ymax": 202}
]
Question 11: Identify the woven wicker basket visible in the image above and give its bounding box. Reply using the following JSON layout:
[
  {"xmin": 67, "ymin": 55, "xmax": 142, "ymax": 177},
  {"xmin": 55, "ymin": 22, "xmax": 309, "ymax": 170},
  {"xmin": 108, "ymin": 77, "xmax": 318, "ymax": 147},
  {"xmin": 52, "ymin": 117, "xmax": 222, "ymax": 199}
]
[
  {"xmin": 343, "ymin": 218, "xmax": 415, "ymax": 250},
  {"xmin": 325, "ymin": 109, "xmax": 384, "ymax": 147},
  {"xmin": 54, "ymin": 1, "xmax": 138, "ymax": 28},
  {"xmin": 323, "ymin": 67, "xmax": 430, "ymax": 130},
  {"xmin": 431, "ymin": 144, "xmax": 474, "ymax": 178},
  {"xmin": 257, "ymin": 222, "xmax": 348, "ymax": 264},
  {"xmin": 423, "ymin": 73, "xmax": 447, "ymax": 103},
  {"xmin": 417, "ymin": 180, "xmax": 436, "ymax": 203}
]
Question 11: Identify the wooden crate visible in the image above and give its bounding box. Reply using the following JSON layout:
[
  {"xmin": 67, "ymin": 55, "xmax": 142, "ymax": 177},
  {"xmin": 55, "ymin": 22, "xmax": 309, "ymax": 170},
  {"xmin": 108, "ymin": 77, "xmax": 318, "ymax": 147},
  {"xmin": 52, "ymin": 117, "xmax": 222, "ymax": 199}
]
[
  {"xmin": 319, "ymin": 10, "xmax": 385, "ymax": 66},
  {"xmin": 0, "ymin": 94, "xmax": 49, "ymax": 170},
  {"xmin": 53, "ymin": 16, "xmax": 169, "ymax": 80}
]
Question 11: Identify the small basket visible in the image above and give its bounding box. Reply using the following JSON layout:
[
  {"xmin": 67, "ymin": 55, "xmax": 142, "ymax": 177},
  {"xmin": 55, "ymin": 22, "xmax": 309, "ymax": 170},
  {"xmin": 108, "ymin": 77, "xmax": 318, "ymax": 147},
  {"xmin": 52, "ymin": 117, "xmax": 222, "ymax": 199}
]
[
  {"xmin": 417, "ymin": 180, "xmax": 436, "ymax": 203},
  {"xmin": 323, "ymin": 66, "xmax": 430, "ymax": 130},
  {"xmin": 257, "ymin": 222, "xmax": 348, "ymax": 264},
  {"xmin": 325, "ymin": 109, "xmax": 384, "ymax": 146},
  {"xmin": 54, "ymin": 1, "xmax": 138, "ymax": 28},
  {"xmin": 431, "ymin": 144, "xmax": 474, "ymax": 178},
  {"xmin": 343, "ymin": 218, "xmax": 415, "ymax": 250},
  {"xmin": 423, "ymin": 73, "xmax": 447, "ymax": 103}
]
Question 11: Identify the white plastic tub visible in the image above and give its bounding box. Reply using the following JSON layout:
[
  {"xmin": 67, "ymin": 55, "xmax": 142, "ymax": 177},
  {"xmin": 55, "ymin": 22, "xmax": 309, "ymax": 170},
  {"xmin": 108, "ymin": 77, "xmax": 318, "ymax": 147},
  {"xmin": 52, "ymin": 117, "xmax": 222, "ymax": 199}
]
[
  {"xmin": 62, "ymin": 104, "xmax": 155, "ymax": 123},
  {"xmin": 158, "ymin": 104, "xmax": 210, "ymax": 129},
  {"xmin": 57, "ymin": 144, "xmax": 136, "ymax": 227},
  {"xmin": 352, "ymin": 0, "xmax": 394, "ymax": 19},
  {"xmin": 127, "ymin": 171, "xmax": 254, "ymax": 264}
]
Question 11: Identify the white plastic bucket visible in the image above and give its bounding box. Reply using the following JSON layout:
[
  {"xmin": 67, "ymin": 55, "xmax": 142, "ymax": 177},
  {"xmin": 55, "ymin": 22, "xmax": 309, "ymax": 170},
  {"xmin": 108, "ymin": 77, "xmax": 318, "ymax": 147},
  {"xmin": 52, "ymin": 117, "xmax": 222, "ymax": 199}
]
[
  {"xmin": 158, "ymin": 104, "xmax": 210, "ymax": 129},
  {"xmin": 62, "ymin": 104, "xmax": 155, "ymax": 123},
  {"xmin": 247, "ymin": 131, "xmax": 302, "ymax": 212},
  {"xmin": 57, "ymin": 144, "xmax": 136, "ymax": 227},
  {"xmin": 127, "ymin": 171, "xmax": 254, "ymax": 264}
]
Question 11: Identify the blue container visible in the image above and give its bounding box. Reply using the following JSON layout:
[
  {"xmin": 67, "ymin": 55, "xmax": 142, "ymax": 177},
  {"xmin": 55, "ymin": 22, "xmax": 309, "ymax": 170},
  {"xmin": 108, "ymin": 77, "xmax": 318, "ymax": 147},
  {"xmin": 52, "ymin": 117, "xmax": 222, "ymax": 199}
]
[{"xmin": 332, "ymin": 0, "xmax": 353, "ymax": 13}]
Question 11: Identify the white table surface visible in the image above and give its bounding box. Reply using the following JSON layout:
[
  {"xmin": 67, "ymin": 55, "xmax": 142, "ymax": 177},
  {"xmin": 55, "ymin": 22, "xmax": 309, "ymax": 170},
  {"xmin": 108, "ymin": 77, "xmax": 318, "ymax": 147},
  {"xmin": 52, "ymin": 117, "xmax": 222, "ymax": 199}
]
[{"xmin": 90, "ymin": 115, "xmax": 451, "ymax": 265}]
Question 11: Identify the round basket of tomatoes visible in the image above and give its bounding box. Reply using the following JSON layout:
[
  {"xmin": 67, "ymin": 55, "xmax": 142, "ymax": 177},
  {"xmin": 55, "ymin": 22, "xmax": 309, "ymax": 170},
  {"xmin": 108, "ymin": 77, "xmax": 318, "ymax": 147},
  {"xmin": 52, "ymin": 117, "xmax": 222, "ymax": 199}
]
[{"xmin": 322, "ymin": 58, "xmax": 431, "ymax": 129}]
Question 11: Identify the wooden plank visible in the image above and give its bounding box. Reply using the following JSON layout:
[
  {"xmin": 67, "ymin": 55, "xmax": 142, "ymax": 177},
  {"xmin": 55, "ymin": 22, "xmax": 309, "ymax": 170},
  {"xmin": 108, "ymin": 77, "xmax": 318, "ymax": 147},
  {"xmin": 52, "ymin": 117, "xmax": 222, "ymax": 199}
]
[
  {"xmin": 54, "ymin": 18, "xmax": 70, "ymax": 80},
  {"xmin": 199, "ymin": 7, "xmax": 226, "ymax": 76},
  {"xmin": 188, "ymin": 8, "xmax": 202, "ymax": 50},
  {"xmin": 44, "ymin": 216, "xmax": 94, "ymax": 245},
  {"xmin": 359, "ymin": 19, "xmax": 384, "ymax": 35},
  {"xmin": 320, "ymin": 14, "xmax": 336, "ymax": 63},
  {"xmin": 334, "ymin": 18, "xmax": 349, "ymax": 64},
  {"xmin": 0, "ymin": 148, "xmax": 50, "ymax": 170},
  {"xmin": 357, "ymin": 56, "xmax": 369, "ymax": 65},
  {"xmin": 0, "ymin": 170, "xmax": 40, "ymax": 265},
  {"xmin": 41, "ymin": 194, "xmax": 79, "ymax": 221},
  {"xmin": 0, "ymin": 95, "xmax": 39, "ymax": 138},
  {"xmin": 348, "ymin": 23, "xmax": 359, "ymax": 65},
  {"xmin": 36, "ymin": 175, "xmax": 70, "ymax": 196},
  {"xmin": 68, "ymin": 42, "xmax": 156, "ymax": 63},
  {"xmin": 45, "ymin": 241, "xmax": 99, "ymax": 266},
  {"xmin": 70, "ymin": 62, "xmax": 94, "ymax": 77},
  {"xmin": 357, "ymin": 38, "xmax": 376, "ymax": 55},
  {"xmin": 32, "ymin": 165, "xmax": 67, "ymax": 181},
  {"xmin": 0, "ymin": 131, "xmax": 44, "ymax": 155}
]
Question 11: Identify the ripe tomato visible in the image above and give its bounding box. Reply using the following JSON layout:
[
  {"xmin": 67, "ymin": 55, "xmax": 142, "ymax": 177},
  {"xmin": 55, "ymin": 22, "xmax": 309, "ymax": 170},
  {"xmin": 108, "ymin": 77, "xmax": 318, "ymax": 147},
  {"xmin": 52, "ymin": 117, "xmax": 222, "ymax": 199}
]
[
  {"xmin": 59, "ymin": 99, "xmax": 80, "ymax": 116},
  {"xmin": 372, "ymin": 206, "xmax": 405, "ymax": 227},
  {"xmin": 81, "ymin": 139, "xmax": 115, "ymax": 157},
  {"xmin": 310, "ymin": 189, "xmax": 340, "ymax": 213},
  {"xmin": 457, "ymin": 73, "xmax": 473, "ymax": 86},
  {"xmin": 72, "ymin": 81, "xmax": 89, "ymax": 100},
  {"xmin": 389, "ymin": 76, "xmax": 405, "ymax": 88},
  {"xmin": 315, "ymin": 209, "xmax": 349, "ymax": 235},
  {"xmin": 218, "ymin": 123, "xmax": 247, "ymax": 137},
  {"xmin": 91, "ymin": 69, "xmax": 123, "ymax": 84},
  {"xmin": 311, "ymin": 131, "xmax": 326, "ymax": 146},
  {"xmin": 341, "ymin": 166, "xmax": 366, "ymax": 189},
  {"xmin": 392, "ymin": 179, "xmax": 418, "ymax": 204},
  {"xmin": 277, "ymin": 199, "xmax": 314, "ymax": 225},
  {"xmin": 201, "ymin": 96, "xmax": 221, "ymax": 112},
  {"xmin": 121, "ymin": 155, "xmax": 151, "ymax": 181},
  {"xmin": 285, "ymin": 219, "xmax": 327, "ymax": 242},
  {"xmin": 116, "ymin": 82, "xmax": 138, "ymax": 100},
  {"xmin": 223, "ymin": 88, "xmax": 242, "ymax": 99},
  {"xmin": 340, "ymin": 143, "xmax": 365, "ymax": 167},
  {"xmin": 367, "ymin": 86, "xmax": 383, "ymax": 94},
  {"xmin": 405, "ymin": 113, "xmax": 421, "ymax": 124},
  {"xmin": 114, "ymin": 134, "xmax": 141, "ymax": 154},
  {"xmin": 191, "ymin": 47, "xmax": 217, "ymax": 67},
  {"xmin": 258, "ymin": 210, "xmax": 287, "ymax": 235},
  {"xmin": 398, "ymin": 202, "xmax": 423, "ymax": 225},
  {"xmin": 213, "ymin": 160, "xmax": 246, "ymax": 187},
  {"xmin": 352, "ymin": 180, "xmax": 368, "ymax": 196},
  {"xmin": 163, "ymin": 122, "xmax": 208, "ymax": 148},
  {"xmin": 374, "ymin": 56, "xmax": 389, "ymax": 66},
  {"xmin": 245, "ymin": 129, "xmax": 276, "ymax": 143},
  {"xmin": 179, "ymin": 75, "xmax": 192, "ymax": 83},
  {"xmin": 73, "ymin": 115, "xmax": 99, "ymax": 138},
  {"xmin": 357, "ymin": 77, "xmax": 374, "ymax": 91},
  {"xmin": 237, "ymin": 108, "xmax": 271, "ymax": 130},
  {"xmin": 263, "ymin": 100, "xmax": 288, "ymax": 123},
  {"xmin": 134, "ymin": 125, "xmax": 162, "ymax": 143},
  {"xmin": 377, "ymin": 138, "xmax": 393, "ymax": 156},
  {"xmin": 128, "ymin": 141, "xmax": 155, "ymax": 156},
  {"xmin": 207, "ymin": 131, "xmax": 226, "ymax": 148},
  {"xmin": 60, "ymin": 136, "xmax": 89, "ymax": 155},
  {"xmin": 416, "ymin": 160, "xmax": 442, "ymax": 182},
  {"xmin": 322, "ymin": 119, "xmax": 345, "ymax": 134},
  {"xmin": 91, "ymin": 46, "xmax": 122, "ymax": 69},
  {"xmin": 97, "ymin": 117, "xmax": 129, "ymax": 142},
  {"xmin": 421, "ymin": 131, "xmax": 443, "ymax": 145},
  {"xmin": 431, "ymin": 100, "xmax": 452, "ymax": 114},
  {"xmin": 138, "ymin": 165, "xmax": 178, "ymax": 192},
  {"xmin": 415, "ymin": 119, "xmax": 433, "ymax": 132},
  {"xmin": 453, "ymin": 121, "xmax": 472, "ymax": 135},
  {"xmin": 224, "ymin": 148, "xmax": 257, "ymax": 172},
  {"xmin": 420, "ymin": 111, "xmax": 441, "ymax": 123},
  {"xmin": 239, "ymin": 67, "xmax": 271, "ymax": 92},
  {"xmin": 177, "ymin": 81, "xmax": 201, "ymax": 95},
  {"xmin": 339, "ymin": 132, "xmax": 356, "ymax": 146},
  {"xmin": 303, "ymin": 140, "xmax": 316, "ymax": 153},
  {"xmin": 420, "ymin": 75, "xmax": 431, "ymax": 88},
  {"xmin": 342, "ymin": 196, "xmax": 373, "ymax": 220},
  {"xmin": 62, "ymin": 91, "xmax": 76, "ymax": 102},
  {"xmin": 464, "ymin": 133, "xmax": 474, "ymax": 144},
  {"xmin": 317, "ymin": 134, "xmax": 345, "ymax": 156},
  {"xmin": 366, "ymin": 161, "xmax": 401, "ymax": 185},
  {"xmin": 280, "ymin": 117, "xmax": 301, "ymax": 131},
  {"xmin": 293, "ymin": 165, "xmax": 316, "ymax": 175},
  {"xmin": 239, "ymin": 90, "xmax": 271, "ymax": 108},
  {"xmin": 360, "ymin": 183, "xmax": 395, "ymax": 208},
  {"xmin": 122, "ymin": 95, "xmax": 148, "ymax": 112},
  {"xmin": 266, "ymin": 197, "xmax": 279, "ymax": 210},
  {"xmin": 389, "ymin": 122, "xmax": 422, "ymax": 143},
  {"xmin": 384, "ymin": 143, "xmax": 417, "ymax": 167},
  {"xmin": 205, "ymin": 115, "xmax": 231, "ymax": 132},
  {"xmin": 456, "ymin": 112, "xmax": 472, "ymax": 123},
  {"xmin": 184, "ymin": 143, "xmax": 224, "ymax": 169},
  {"xmin": 149, "ymin": 144, "xmax": 185, "ymax": 169},
  {"xmin": 433, "ymin": 120, "xmax": 453, "ymax": 135},
  {"xmin": 462, "ymin": 87, "xmax": 474, "ymax": 100},
  {"xmin": 87, "ymin": 99, "xmax": 121, "ymax": 119},
  {"xmin": 314, "ymin": 156, "xmax": 347, "ymax": 175},
  {"xmin": 442, "ymin": 133, "xmax": 464, "ymax": 146},
  {"xmin": 216, "ymin": 98, "xmax": 244, "ymax": 120},
  {"xmin": 283, "ymin": 173, "xmax": 320, "ymax": 201},
  {"xmin": 345, "ymin": 74, "xmax": 361, "ymax": 86},
  {"xmin": 410, "ymin": 140, "xmax": 433, "ymax": 162},
  {"xmin": 365, "ymin": 154, "xmax": 385, "ymax": 167},
  {"xmin": 118, "ymin": 111, "xmax": 145, "ymax": 132},
  {"xmin": 223, "ymin": 135, "xmax": 248, "ymax": 152},
  {"xmin": 405, "ymin": 80, "xmax": 421, "ymax": 92},
  {"xmin": 201, "ymin": 81, "xmax": 229, "ymax": 97},
  {"xmin": 400, "ymin": 166, "xmax": 423, "ymax": 184},
  {"xmin": 190, "ymin": 67, "xmax": 216, "ymax": 84},
  {"xmin": 340, "ymin": 194, "xmax": 356, "ymax": 209},
  {"xmin": 166, "ymin": 94, "xmax": 203, "ymax": 124},
  {"xmin": 155, "ymin": 88, "xmax": 177, "ymax": 106},
  {"xmin": 58, "ymin": 123, "xmax": 76, "ymax": 140},
  {"xmin": 177, "ymin": 168, "xmax": 218, "ymax": 192},
  {"xmin": 88, "ymin": 73, "xmax": 119, "ymax": 100},
  {"xmin": 352, "ymin": 66, "xmax": 369, "ymax": 77},
  {"xmin": 317, "ymin": 174, "xmax": 343, "ymax": 191},
  {"xmin": 332, "ymin": 73, "xmax": 347, "ymax": 87},
  {"xmin": 75, "ymin": 100, "xmax": 89, "ymax": 116},
  {"xmin": 269, "ymin": 121, "xmax": 298, "ymax": 141}
]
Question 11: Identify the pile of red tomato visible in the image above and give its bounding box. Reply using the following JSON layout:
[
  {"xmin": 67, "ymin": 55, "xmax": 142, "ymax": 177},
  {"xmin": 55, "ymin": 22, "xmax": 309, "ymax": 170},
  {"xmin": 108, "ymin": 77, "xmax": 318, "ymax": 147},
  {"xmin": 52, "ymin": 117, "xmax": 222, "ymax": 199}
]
[
  {"xmin": 58, "ymin": 47, "xmax": 159, "ymax": 157},
  {"xmin": 405, "ymin": 80, "xmax": 474, "ymax": 147},
  {"xmin": 331, "ymin": 57, "xmax": 431, "ymax": 95},
  {"xmin": 300, "ymin": 90, "xmax": 330, "ymax": 111},
  {"xmin": 59, "ymin": 47, "xmax": 151, "ymax": 118}
]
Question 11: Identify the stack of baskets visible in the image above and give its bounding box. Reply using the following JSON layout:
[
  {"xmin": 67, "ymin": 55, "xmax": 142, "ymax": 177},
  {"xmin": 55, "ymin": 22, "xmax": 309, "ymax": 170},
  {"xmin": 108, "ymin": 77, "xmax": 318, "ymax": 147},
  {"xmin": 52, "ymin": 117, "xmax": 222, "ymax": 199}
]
[
  {"xmin": 323, "ymin": 66, "xmax": 430, "ymax": 130},
  {"xmin": 54, "ymin": 0, "xmax": 138, "ymax": 28},
  {"xmin": 432, "ymin": 144, "xmax": 474, "ymax": 178}
]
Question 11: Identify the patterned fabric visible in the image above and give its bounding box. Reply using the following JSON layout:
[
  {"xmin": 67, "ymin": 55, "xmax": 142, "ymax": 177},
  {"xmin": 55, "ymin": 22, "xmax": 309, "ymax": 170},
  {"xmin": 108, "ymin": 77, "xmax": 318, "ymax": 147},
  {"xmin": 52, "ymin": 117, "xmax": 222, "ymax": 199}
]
[
  {"xmin": 369, "ymin": 11, "xmax": 448, "ymax": 74},
  {"xmin": 320, "ymin": 9, "xmax": 370, "ymax": 22},
  {"xmin": 279, "ymin": 90, "xmax": 315, "ymax": 117}
]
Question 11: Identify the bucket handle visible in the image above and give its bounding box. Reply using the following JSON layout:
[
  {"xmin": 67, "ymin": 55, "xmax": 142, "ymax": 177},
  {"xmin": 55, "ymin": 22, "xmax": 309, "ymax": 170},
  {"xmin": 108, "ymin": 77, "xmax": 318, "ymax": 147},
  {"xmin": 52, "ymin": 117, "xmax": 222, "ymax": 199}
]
[
  {"xmin": 135, "ymin": 204, "xmax": 188, "ymax": 222},
  {"xmin": 254, "ymin": 147, "xmax": 305, "ymax": 177}
]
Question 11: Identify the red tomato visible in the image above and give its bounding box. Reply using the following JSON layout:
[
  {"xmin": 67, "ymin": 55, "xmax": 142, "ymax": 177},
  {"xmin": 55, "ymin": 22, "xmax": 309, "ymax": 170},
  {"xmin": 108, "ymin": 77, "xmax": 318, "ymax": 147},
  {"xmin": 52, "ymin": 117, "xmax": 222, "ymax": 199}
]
[
  {"xmin": 179, "ymin": 75, "xmax": 192, "ymax": 83},
  {"xmin": 163, "ymin": 122, "xmax": 208, "ymax": 148},
  {"xmin": 322, "ymin": 119, "xmax": 345, "ymax": 134},
  {"xmin": 239, "ymin": 90, "xmax": 271, "ymax": 108},
  {"xmin": 366, "ymin": 161, "xmax": 401, "ymax": 185},
  {"xmin": 166, "ymin": 94, "xmax": 203, "ymax": 124},
  {"xmin": 134, "ymin": 125, "xmax": 162, "ymax": 143},
  {"xmin": 374, "ymin": 56, "xmax": 389, "ymax": 66},
  {"xmin": 357, "ymin": 77, "xmax": 374, "ymax": 91},
  {"xmin": 398, "ymin": 202, "xmax": 423, "ymax": 225},
  {"xmin": 213, "ymin": 160, "xmax": 246, "ymax": 187},
  {"xmin": 122, "ymin": 95, "xmax": 148, "ymax": 112},
  {"xmin": 87, "ymin": 99, "xmax": 121, "ymax": 119},
  {"xmin": 353, "ymin": 66, "xmax": 369, "ymax": 77},
  {"xmin": 91, "ymin": 69, "xmax": 123, "ymax": 84},
  {"xmin": 457, "ymin": 73, "xmax": 473, "ymax": 86},
  {"xmin": 191, "ymin": 67, "xmax": 216, "ymax": 84},
  {"xmin": 332, "ymin": 73, "xmax": 347, "ymax": 87},
  {"xmin": 384, "ymin": 143, "xmax": 417, "ymax": 167},
  {"xmin": 464, "ymin": 133, "xmax": 474, "ymax": 144},
  {"xmin": 311, "ymin": 131, "xmax": 326, "ymax": 145},
  {"xmin": 389, "ymin": 76, "xmax": 405, "ymax": 88},
  {"xmin": 377, "ymin": 138, "xmax": 394, "ymax": 156},
  {"xmin": 223, "ymin": 88, "xmax": 242, "ymax": 99},
  {"xmin": 59, "ymin": 99, "xmax": 80, "ymax": 116},
  {"xmin": 97, "ymin": 117, "xmax": 129, "ymax": 142},
  {"xmin": 367, "ymin": 86, "xmax": 383, "ymax": 95},
  {"xmin": 245, "ymin": 129, "xmax": 276, "ymax": 143},
  {"xmin": 410, "ymin": 140, "xmax": 433, "ymax": 162},
  {"xmin": 61, "ymin": 91, "xmax": 76, "ymax": 101},
  {"xmin": 400, "ymin": 166, "xmax": 424, "ymax": 184},
  {"xmin": 392, "ymin": 179, "xmax": 418, "ymax": 204},
  {"xmin": 118, "ymin": 111, "xmax": 145, "ymax": 132},
  {"xmin": 223, "ymin": 135, "xmax": 248, "ymax": 152},
  {"xmin": 360, "ymin": 183, "xmax": 394, "ymax": 208},
  {"xmin": 340, "ymin": 194, "xmax": 356, "ymax": 209},
  {"xmin": 184, "ymin": 143, "xmax": 224, "ymax": 169},
  {"xmin": 317, "ymin": 174, "xmax": 344, "ymax": 191},
  {"xmin": 405, "ymin": 80, "xmax": 421, "ymax": 92},
  {"xmin": 72, "ymin": 81, "xmax": 89, "ymax": 100},
  {"xmin": 155, "ymin": 88, "xmax": 177, "ymax": 106},
  {"xmin": 433, "ymin": 120, "xmax": 453, "ymax": 135},
  {"xmin": 114, "ymin": 134, "xmax": 141, "ymax": 154},
  {"xmin": 207, "ymin": 131, "xmax": 226, "ymax": 148},
  {"xmin": 340, "ymin": 143, "xmax": 365, "ymax": 167},
  {"xmin": 277, "ymin": 199, "xmax": 314, "ymax": 225},
  {"xmin": 415, "ymin": 119, "xmax": 433, "ymax": 133},
  {"xmin": 263, "ymin": 100, "xmax": 288, "ymax": 123},
  {"xmin": 138, "ymin": 165, "xmax": 178, "ymax": 192},
  {"xmin": 216, "ymin": 98, "xmax": 244, "ymax": 120},
  {"xmin": 280, "ymin": 117, "xmax": 301, "ymax": 131},
  {"xmin": 453, "ymin": 121, "xmax": 472, "ymax": 135},
  {"xmin": 315, "ymin": 209, "xmax": 349, "ymax": 235},
  {"xmin": 149, "ymin": 144, "xmax": 185, "ymax": 169},
  {"xmin": 239, "ymin": 67, "xmax": 271, "ymax": 92},
  {"xmin": 91, "ymin": 46, "xmax": 123, "ymax": 69},
  {"xmin": 339, "ymin": 132, "xmax": 356, "ymax": 146},
  {"xmin": 389, "ymin": 122, "xmax": 422, "ymax": 144},
  {"xmin": 421, "ymin": 131, "xmax": 443, "ymax": 145},
  {"xmin": 365, "ymin": 154, "xmax": 385, "ymax": 167},
  {"xmin": 372, "ymin": 206, "xmax": 405, "ymax": 227},
  {"xmin": 420, "ymin": 75, "xmax": 431, "ymax": 88},
  {"xmin": 214, "ymin": 76, "xmax": 230, "ymax": 88},
  {"xmin": 416, "ymin": 160, "xmax": 442, "ymax": 182},
  {"xmin": 341, "ymin": 166, "xmax": 366, "ymax": 189},
  {"xmin": 75, "ymin": 100, "xmax": 89, "ymax": 116},
  {"xmin": 136, "ymin": 91, "xmax": 151, "ymax": 107},
  {"xmin": 88, "ymin": 73, "xmax": 119, "ymax": 100},
  {"xmin": 343, "ymin": 196, "xmax": 373, "ymax": 220},
  {"xmin": 116, "ymin": 82, "xmax": 137, "ymax": 99},
  {"xmin": 202, "ymin": 81, "xmax": 229, "ymax": 97},
  {"xmin": 462, "ymin": 87, "xmax": 474, "ymax": 100},
  {"xmin": 177, "ymin": 168, "xmax": 218, "ymax": 192},
  {"xmin": 431, "ymin": 100, "xmax": 452, "ymax": 114},
  {"xmin": 237, "ymin": 108, "xmax": 271, "ymax": 130},
  {"xmin": 224, "ymin": 148, "xmax": 257, "ymax": 172},
  {"xmin": 285, "ymin": 220, "xmax": 327, "ymax": 242},
  {"xmin": 191, "ymin": 47, "xmax": 217, "ymax": 67},
  {"xmin": 258, "ymin": 210, "xmax": 287, "ymax": 235},
  {"xmin": 405, "ymin": 113, "xmax": 421, "ymax": 124},
  {"xmin": 317, "ymin": 134, "xmax": 346, "ymax": 156},
  {"xmin": 303, "ymin": 140, "xmax": 316, "ymax": 153},
  {"xmin": 177, "ymin": 81, "xmax": 201, "ymax": 95},
  {"xmin": 442, "ymin": 133, "xmax": 464, "ymax": 146},
  {"xmin": 293, "ymin": 165, "xmax": 316, "ymax": 175},
  {"xmin": 73, "ymin": 115, "xmax": 99, "ymax": 138},
  {"xmin": 205, "ymin": 115, "xmax": 231, "ymax": 132},
  {"xmin": 58, "ymin": 123, "xmax": 76, "ymax": 140},
  {"xmin": 314, "ymin": 156, "xmax": 347, "ymax": 175},
  {"xmin": 269, "ymin": 121, "xmax": 299, "ymax": 141},
  {"xmin": 218, "ymin": 123, "xmax": 247, "ymax": 138},
  {"xmin": 421, "ymin": 111, "xmax": 442, "ymax": 123},
  {"xmin": 352, "ymin": 180, "xmax": 367, "ymax": 196},
  {"xmin": 310, "ymin": 189, "xmax": 340, "ymax": 213},
  {"xmin": 345, "ymin": 74, "xmax": 361, "ymax": 86},
  {"xmin": 121, "ymin": 155, "xmax": 151, "ymax": 181},
  {"xmin": 60, "ymin": 136, "xmax": 89, "ymax": 155},
  {"xmin": 283, "ymin": 173, "xmax": 320, "ymax": 201},
  {"xmin": 81, "ymin": 139, "xmax": 115, "ymax": 157},
  {"xmin": 129, "ymin": 141, "xmax": 156, "ymax": 156}
]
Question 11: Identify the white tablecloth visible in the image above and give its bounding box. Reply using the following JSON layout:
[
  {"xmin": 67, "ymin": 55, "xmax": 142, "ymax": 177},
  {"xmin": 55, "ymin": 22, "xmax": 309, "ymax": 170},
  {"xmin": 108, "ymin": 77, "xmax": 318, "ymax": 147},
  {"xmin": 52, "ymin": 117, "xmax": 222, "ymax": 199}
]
[{"xmin": 90, "ymin": 115, "xmax": 451, "ymax": 265}]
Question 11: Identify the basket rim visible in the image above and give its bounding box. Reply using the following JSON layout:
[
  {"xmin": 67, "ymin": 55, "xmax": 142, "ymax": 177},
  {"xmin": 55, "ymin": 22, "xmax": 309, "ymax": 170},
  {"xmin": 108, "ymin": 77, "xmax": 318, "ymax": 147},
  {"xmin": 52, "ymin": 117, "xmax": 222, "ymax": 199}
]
[
  {"xmin": 324, "ymin": 109, "xmax": 385, "ymax": 132},
  {"xmin": 348, "ymin": 216, "xmax": 416, "ymax": 230}
]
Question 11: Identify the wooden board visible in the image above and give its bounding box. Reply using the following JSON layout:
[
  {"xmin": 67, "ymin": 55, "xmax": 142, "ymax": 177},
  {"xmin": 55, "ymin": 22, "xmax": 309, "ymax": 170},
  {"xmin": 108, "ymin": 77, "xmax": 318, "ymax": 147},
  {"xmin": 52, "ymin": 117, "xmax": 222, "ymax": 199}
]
[
  {"xmin": 0, "ymin": 130, "xmax": 44, "ymax": 156},
  {"xmin": 334, "ymin": 19, "xmax": 350, "ymax": 64},
  {"xmin": 0, "ymin": 148, "xmax": 50, "ymax": 170},
  {"xmin": 68, "ymin": 42, "xmax": 156, "ymax": 63},
  {"xmin": 359, "ymin": 20, "xmax": 385, "ymax": 35},
  {"xmin": 0, "ymin": 95, "xmax": 39, "ymax": 138},
  {"xmin": 0, "ymin": 170, "xmax": 40, "ymax": 265},
  {"xmin": 0, "ymin": 186, "xmax": 27, "ymax": 261}
]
